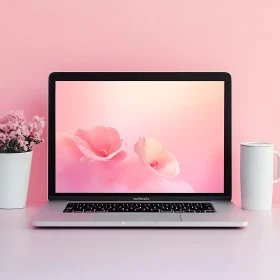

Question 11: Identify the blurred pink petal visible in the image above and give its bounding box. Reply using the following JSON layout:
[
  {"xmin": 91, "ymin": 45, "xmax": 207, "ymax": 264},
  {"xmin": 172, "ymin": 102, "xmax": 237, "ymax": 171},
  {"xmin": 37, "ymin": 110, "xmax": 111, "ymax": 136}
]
[
  {"xmin": 56, "ymin": 133, "xmax": 83, "ymax": 174},
  {"xmin": 74, "ymin": 133, "xmax": 93, "ymax": 152},
  {"xmin": 104, "ymin": 139, "xmax": 127, "ymax": 159},
  {"xmin": 75, "ymin": 129, "xmax": 94, "ymax": 151},
  {"xmin": 74, "ymin": 126, "xmax": 127, "ymax": 163},
  {"xmin": 107, "ymin": 127, "xmax": 121, "ymax": 153},
  {"xmin": 109, "ymin": 150, "xmax": 127, "ymax": 162},
  {"xmin": 134, "ymin": 137, "xmax": 180, "ymax": 178},
  {"xmin": 77, "ymin": 140, "xmax": 127, "ymax": 162},
  {"xmin": 90, "ymin": 126, "xmax": 111, "ymax": 152},
  {"xmin": 80, "ymin": 150, "xmax": 127, "ymax": 163}
]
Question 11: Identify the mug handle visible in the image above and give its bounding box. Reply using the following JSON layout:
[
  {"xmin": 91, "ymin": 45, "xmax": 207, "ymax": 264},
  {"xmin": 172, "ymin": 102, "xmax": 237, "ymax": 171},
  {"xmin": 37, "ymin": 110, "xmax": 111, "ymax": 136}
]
[{"xmin": 273, "ymin": 151, "xmax": 280, "ymax": 183}]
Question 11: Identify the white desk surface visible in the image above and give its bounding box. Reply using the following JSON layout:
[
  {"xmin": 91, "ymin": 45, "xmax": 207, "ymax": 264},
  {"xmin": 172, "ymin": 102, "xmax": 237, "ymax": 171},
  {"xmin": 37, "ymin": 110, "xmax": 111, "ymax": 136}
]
[{"xmin": 1, "ymin": 204, "xmax": 280, "ymax": 280}]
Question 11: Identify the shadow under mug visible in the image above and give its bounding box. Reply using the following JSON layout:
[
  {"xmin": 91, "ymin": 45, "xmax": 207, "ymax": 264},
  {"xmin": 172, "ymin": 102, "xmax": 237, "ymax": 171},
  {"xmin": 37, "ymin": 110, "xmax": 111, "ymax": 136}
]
[{"xmin": 241, "ymin": 142, "xmax": 280, "ymax": 210}]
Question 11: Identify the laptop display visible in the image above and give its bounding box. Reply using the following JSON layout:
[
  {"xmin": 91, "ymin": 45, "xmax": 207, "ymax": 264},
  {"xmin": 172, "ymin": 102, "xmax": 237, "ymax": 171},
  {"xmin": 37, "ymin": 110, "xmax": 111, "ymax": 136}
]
[{"xmin": 56, "ymin": 81, "xmax": 224, "ymax": 194}]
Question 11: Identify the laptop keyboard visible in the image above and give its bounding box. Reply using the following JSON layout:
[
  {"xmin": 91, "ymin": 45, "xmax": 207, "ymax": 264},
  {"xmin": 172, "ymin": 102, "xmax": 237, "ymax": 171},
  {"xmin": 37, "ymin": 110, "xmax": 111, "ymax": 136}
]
[{"xmin": 63, "ymin": 202, "xmax": 216, "ymax": 213}]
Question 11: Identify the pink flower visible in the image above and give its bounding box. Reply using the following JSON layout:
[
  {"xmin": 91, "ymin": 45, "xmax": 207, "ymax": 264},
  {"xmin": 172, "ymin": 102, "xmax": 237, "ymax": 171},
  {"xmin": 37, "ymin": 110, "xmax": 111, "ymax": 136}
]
[
  {"xmin": 74, "ymin": 126, "xmax": 127, "ymax": 162},
  {"xmin": 9, "ymin": 131, "xmax": 16, "ymax": 138},
  {"xmin": 18, "ymin": 139, "xmax": 28, "ymax": 151},
  {"xmin": 15, "ymin": 129, "xmax": 21, "ymax": 136},
  {"xmin": 28, "ymin": 116, "xmax": 45, "ymax": 139},
  {"xmin": 0, "ymin": 110, "xmax": 25, "ymax": 124},
  {"xmin": 134, "ymin": 137, "xmax": 180, "ymax": 178},
  {"xmin": 20, "ymin": 125, "xmax": 30, "ymax": 137},
  {"xmin": 0, "ymin": 110, "xmax": 45, "ymax": 153},
  {"xmin": 9, "ymin": 123, "xmax": 19, "ymax": 131},
  {"xmin": 0, "ymin": 124, "xmax": 8, "ymax": 133},
  {"xmin": 0, "ymin": 132, "xmax": 6, "ymax": 143}
]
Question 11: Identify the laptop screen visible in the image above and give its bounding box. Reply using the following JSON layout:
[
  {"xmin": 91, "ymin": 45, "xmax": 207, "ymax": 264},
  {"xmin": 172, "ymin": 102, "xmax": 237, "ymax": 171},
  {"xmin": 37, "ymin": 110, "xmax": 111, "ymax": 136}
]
[{"xmin": 56, "ymin": 81, "xmax": 224, "ymax": 194}]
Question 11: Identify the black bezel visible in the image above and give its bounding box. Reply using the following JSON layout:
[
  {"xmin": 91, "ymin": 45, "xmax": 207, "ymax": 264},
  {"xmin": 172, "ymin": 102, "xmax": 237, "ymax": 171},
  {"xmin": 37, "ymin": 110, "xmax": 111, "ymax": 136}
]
[{"xmin": 48, "ymin": 72, "xmax": 232, "ymax": 201}]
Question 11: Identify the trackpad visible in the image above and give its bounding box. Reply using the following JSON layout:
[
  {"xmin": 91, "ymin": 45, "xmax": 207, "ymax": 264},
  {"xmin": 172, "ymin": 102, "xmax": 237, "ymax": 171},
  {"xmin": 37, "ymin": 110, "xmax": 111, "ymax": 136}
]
[{"xmin": 95, "ymin": 213, "xmax": 181, "ymax": 222}]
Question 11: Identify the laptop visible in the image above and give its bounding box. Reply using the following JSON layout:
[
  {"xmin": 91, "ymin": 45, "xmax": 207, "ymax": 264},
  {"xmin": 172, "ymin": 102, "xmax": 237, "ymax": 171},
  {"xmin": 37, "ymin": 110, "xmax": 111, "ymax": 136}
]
[{"xmin": 32, "ymin": 72, "xmax": 248, "ymax": 228}]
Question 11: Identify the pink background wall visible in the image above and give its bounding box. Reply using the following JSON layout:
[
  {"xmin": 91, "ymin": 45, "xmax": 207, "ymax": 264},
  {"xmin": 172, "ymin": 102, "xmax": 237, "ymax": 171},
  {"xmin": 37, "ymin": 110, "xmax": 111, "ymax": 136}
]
[{"xmin": 1, "ymin": 0, "xmax": 280, "ymax": 205}]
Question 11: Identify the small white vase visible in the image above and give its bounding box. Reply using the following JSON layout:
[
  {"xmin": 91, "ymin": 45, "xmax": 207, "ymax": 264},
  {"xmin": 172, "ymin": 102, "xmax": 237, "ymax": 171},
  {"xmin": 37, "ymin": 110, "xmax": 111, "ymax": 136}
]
[{"xmin": 0, "ymin": 151, "xmax": 33, "ymax": 209}]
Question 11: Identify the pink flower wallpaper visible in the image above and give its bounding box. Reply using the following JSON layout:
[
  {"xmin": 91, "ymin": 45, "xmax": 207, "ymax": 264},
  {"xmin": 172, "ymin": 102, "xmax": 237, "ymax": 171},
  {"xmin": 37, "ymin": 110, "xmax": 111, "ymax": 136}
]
[{"xmin": 56, "ymin": 81, "xmax": 224, "ymax": 193}]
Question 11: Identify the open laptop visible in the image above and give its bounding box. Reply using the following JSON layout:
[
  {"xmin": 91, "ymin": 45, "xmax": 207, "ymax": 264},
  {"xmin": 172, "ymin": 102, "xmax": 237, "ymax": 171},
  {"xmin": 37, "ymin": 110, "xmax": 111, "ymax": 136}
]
[{"xmin": 32, "ymin": 72, "xmax": 248, "ymax": 228}]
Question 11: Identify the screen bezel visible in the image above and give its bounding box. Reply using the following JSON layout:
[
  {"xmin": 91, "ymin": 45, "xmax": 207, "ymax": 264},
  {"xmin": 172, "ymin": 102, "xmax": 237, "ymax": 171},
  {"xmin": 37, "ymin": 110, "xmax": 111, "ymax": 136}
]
[{"xmin": 48, "ymin": 72, "xmax": 231, "ymax": 201}]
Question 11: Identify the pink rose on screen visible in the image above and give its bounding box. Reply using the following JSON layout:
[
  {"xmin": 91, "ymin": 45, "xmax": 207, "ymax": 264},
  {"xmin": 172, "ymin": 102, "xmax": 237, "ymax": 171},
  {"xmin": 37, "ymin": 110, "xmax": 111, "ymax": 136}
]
[
  {"xmin": 134, "ymin": 137, "xmax": 180, "ymax": 178},
  {"xmin": 74, "ymin": 126, "xmax": 127, "ymax": 163}
]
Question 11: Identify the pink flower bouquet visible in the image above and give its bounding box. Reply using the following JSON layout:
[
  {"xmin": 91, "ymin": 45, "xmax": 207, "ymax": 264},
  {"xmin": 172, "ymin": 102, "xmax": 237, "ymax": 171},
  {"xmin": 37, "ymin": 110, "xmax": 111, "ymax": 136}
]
[{"xmin": 0, "ymin": 110, "xmax": 45, "ymax": 153}]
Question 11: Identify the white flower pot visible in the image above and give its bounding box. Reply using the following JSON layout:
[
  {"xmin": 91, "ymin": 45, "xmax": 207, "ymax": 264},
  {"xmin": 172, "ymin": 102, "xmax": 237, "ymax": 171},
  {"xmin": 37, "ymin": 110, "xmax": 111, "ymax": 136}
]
[{"xmin": 0, "ymin": 151, "xmax": 33, "ymax": 209}]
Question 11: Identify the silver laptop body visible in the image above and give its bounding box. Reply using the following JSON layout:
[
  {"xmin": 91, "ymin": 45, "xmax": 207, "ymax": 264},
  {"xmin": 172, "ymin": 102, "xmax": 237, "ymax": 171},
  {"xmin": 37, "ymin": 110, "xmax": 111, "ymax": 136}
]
[{"xmin": 32, "ymin": 72, "xmax": 248, "ymax": 228}]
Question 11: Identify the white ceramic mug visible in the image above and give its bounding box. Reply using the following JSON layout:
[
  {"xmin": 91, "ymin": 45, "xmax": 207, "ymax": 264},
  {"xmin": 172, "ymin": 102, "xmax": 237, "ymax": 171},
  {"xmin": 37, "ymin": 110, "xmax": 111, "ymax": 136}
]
[{"xmin": 240, "ymin": 142, "xmax": 280, "ymax": 210}]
